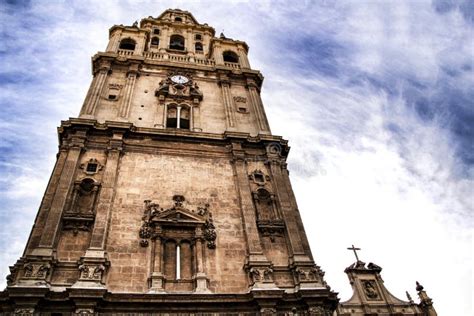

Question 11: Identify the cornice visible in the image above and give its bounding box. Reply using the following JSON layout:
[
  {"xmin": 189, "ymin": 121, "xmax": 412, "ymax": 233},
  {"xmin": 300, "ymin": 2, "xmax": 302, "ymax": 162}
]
[{"xmin": 58, "ymin": 118, "xmax": 289, "ymax": 155}]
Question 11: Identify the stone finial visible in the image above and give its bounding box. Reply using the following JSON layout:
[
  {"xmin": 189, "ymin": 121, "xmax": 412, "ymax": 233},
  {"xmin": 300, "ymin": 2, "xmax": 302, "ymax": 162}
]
[
  {"xmin": 416, "ymin": 281, "xmax": 424, "ymax": 292},
  {"xmin": 406, "ymin": 291, "xmax": 414, "ymax": 303}
]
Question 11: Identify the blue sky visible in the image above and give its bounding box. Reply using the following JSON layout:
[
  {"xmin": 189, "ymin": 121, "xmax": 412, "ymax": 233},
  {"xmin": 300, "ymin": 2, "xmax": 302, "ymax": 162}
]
[{"xmin": 0, "ymin": 0, "xmax": 472, "ymax": 315}]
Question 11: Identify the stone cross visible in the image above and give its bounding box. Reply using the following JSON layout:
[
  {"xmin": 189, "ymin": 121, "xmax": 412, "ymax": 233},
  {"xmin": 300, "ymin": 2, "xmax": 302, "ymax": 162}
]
[{"xmin": 347, "ymin": 244, "xmax": 361, "ymax": 262}]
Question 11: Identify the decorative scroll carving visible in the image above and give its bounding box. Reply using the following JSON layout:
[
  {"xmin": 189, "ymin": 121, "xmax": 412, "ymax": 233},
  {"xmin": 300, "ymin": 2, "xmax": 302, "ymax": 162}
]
[
  {"xmin": 139, "ymin": 196, "xmax": 215, "ymax": 249},
  {"xmin": 78, "ymin": 263, "xmax": 106, "ymax": 281},
  {"xmin": 362, "ymin": 280, "xmax": 380, "ymax": 299},
  {"xmin": 23, "ymin": 262, "xmax": 51, "ymax": 280}
]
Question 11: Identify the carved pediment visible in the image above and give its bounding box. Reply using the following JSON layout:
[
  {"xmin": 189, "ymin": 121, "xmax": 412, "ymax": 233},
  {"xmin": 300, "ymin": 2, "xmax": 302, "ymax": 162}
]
[
  {"xmin": 139, "ymin": 195, "xmax": 216, "ymax": 249},
  {"xmin": 154, "ymin": 208, "xmax": 205, "ymax": 223}
]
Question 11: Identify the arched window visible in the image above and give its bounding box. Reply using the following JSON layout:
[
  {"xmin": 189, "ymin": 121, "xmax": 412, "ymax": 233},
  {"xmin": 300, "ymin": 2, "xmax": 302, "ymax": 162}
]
[
  {"xmin": 119, "ymin": 38, "xmax": 136, "ymax": 51},
  {"xmin": 223, "ymin": 50, "xmax": 239, "ymax": 63},
  {"xmin": 153, "ymin": 28, "xmax": 160, "ymax": 35},
  {"xmin": 195, "ymin": 34, "xmax": 202, "ymax": 41},
  {"xmin": 151, "ymin": 36, "xmax": 159, "ymax": 46},
  {"xmin": 195, "ymin": 42, "xmax": 203, "ymax": 53},
  {"xmin": 166, "ymin": 105, "xmax": 190, "ymax": 129},
  {"xmin": 174, "ymin": 16, "xmax": 182, "ymax": 22},
  {"xmin": 169, "ymin": 34, "xmax": 185, "ymax": 51}
]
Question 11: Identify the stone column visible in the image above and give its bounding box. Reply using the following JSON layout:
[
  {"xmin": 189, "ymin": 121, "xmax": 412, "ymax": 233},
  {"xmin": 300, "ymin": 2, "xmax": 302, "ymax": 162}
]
[
  {"xmin": 193, "ymin": 227, "xmax": 210, "ymax": 293},
  {"xmin": 118, "ymin": 64, "xmax": 139, "ymax": 119},
  {"xmin": 150, "ymin": 226, "xmax": 165, "ymax": 292},
  {"xmin": 219, "ymin": 77, "xmax": 236, "ymax": 130},
  {"xmin": 247, "ymin": 79, "xmax": 270, "ymax": 134},
  {"xmin": 192, "ymin": 105, "xmax": 202, "ymax": 132},
  {"xmin": 87, "ymin": 133, "xmax": 123, "ymax": 252},
  {"xmin": 35, "ymin": 131, "xmax": 86, "ymax": 254},
  {"xmin": 176, "ymin": 105, "xmax": 182, "ymax": 128},
  {"xmin": 81, "ymin": 60, "xmax": 111, "ymax": 117}
]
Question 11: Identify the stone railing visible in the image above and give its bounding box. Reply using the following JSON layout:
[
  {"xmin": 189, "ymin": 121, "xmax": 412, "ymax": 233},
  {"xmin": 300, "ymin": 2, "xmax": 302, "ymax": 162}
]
[
  {"xmin": 117, "ymin": 50, "xmax": 241, "ymax": 69},
  {"xmin": 117, "ymin": 49, "xmax": 135, "ymax": 56},
  {"xmin": 224, "ymin": 62, "xmax": 241, "ymax": 69},
  {"xmin": 137, "ymin": 51, "xmax": 240, "ymax": 68}
]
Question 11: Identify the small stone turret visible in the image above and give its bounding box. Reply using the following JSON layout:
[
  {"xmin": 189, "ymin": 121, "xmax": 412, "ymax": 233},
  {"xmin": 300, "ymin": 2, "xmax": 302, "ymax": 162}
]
[{"xmin": 416, "ymin": 281, "xmax": 437, "ymax": 316}]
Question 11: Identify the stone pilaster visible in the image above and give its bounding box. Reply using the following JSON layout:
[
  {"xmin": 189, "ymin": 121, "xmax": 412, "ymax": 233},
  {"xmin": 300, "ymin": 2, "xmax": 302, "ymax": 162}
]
[
  {"xmin": 246, "ymin": 79, "xmax": 270, "ymax": 134},
  {"xmin": 87, "ymin": 133, "xmax": 123, "ymax": 252},
  {"xmin": 265, "ymin": 156, "xmax": 309, "ymax": 263},
  {"xmin": 25, "ymin": 147, "xmax": 68, "ymax": 252},
  {"xmin": 149, "ymin": 226, "xmax": 165, "ymax": 292},
  {"xmin": 81, "ymin": 60, "xmax": 111, "ymax": 117},
  {"xmin": 118, "ymin": 64, "xmax": 139, "ymax": 119},
  {"xmin": 237, "ymin": 46, "xmax": 251, "ymax": 69},
  {"xmin": 35, "ymin": 131, "xmax": 86, "ymax": 254},
  {"xmin": 219, "ymin": 76, "xmax": 236, "ymax": 130}
]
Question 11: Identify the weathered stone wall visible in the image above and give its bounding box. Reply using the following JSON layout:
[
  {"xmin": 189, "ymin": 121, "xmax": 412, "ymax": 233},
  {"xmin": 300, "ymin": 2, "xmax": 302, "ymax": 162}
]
[
  {"xmin": 91, "ymin": 70, "xmax": 260, "ymax": 136},
  {"xmin": 105, "ymin": 150, "xmax": 248, "ymax": 293}
]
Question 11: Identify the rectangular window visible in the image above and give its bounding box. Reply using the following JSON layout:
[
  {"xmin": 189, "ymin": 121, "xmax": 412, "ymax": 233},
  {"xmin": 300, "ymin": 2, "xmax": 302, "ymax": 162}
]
[{"xmin": 86, "ymin": 163, "xmax": 98, "ymax": 173}]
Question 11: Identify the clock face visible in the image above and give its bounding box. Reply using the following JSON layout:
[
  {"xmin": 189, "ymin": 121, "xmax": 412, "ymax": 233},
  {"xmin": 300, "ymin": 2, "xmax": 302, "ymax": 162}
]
[{"xmin": 170, "ymin": 75, "xmax": 189, "ymax": 84}]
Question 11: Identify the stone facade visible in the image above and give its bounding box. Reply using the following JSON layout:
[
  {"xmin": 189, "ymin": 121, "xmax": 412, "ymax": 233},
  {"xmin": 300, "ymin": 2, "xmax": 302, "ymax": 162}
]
[
  {"xmin": 0, "ymin": 8, "xmax": 436, "ymax": 316},
  {"xmin": 0, "ymin": 9, "xmax": 335, "ymax": 315}
]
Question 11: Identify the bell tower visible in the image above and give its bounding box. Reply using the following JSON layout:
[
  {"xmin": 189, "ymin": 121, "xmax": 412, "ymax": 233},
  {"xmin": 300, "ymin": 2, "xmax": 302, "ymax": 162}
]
[{"xmin": 1, "ymin": 9, "xmax": 337, "ymax": 315}]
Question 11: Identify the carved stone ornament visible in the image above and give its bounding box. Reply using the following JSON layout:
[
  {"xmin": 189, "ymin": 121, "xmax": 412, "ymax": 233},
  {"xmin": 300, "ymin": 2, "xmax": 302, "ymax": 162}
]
[
  {"xmin": 362, "ymin": 280, "xmax": 380, "ymax": 300},
  {"xmin": 293, "ymin": 265, "xmax": 328, "ymax": 288},
  {"xmin": 256, "ymin": 219, "xmax": 285, "ymax": 242},
  {"xmin": 308, "ymin": 306, "xmax": 332, "ymax": 316},
  {"xmin": 139, "ymin": 196, "xmax": 216, "ymax": 249},
  {"xmin": 23, "ymin": 262, "xmax": 51, "ymax": 280},
  {"xmin": 155, "ymin": 72, "xmax": 203, "ymax": 103},
  {"xmin": 14, "ymin": 308, "xmax": 35, "ymax": 316},
  {"xmin": 74, "ymin": 308, "xmax": 95, "ymax": 316},
  {"xmin": 249, "ymin": 266, "xmax": 274, "ymax": 285},
  {"xmin": 233, "ymin": 96, "xmax": 247, "ymax": 103},
  {"xmin": 108, "ymin": 83, "xmax": 123, "ymax": 90},
  {"xmin": 248, "ymin": 169, "xmax": 268, "ymax": 186},
  {"xmin": 78, "ymin": 263, "xmax": 106, "ymax": 281}
]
